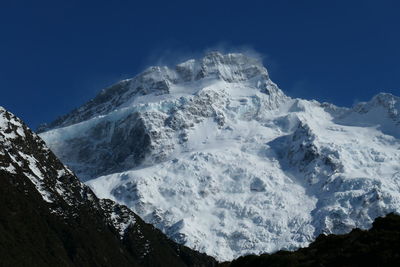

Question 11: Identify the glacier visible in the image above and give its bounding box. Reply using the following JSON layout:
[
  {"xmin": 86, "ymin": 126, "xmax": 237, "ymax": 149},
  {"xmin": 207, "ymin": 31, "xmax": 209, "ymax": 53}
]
[{"xmin": 39, "ymin": 52, "xmax": 400, "ymax": 261}]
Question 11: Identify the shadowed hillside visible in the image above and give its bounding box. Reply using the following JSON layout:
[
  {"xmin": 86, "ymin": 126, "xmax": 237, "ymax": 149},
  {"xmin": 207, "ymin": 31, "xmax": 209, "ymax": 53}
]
[
  {"xmin": 0, "ymin": 107, "xmax": 216, "ymax": 267},
  {"xmin": 222, "ymin": 213, "xmax": 400, "ymax": 267}
]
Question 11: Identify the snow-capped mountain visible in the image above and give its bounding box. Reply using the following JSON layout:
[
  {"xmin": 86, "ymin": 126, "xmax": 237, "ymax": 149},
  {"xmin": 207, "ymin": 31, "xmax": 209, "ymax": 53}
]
[
  {"xmin": 0, "ymin": 107, "xmax": 216, "ymax": 266},
  {"xmin": 39, "ymin": 52, "xmax": 400, "ymax": 261}
]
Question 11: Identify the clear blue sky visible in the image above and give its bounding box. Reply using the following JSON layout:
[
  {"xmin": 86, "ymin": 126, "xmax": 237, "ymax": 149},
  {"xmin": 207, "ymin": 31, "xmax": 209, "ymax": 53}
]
[{"xmin": 1, "ymin": 0, "xmax": 399, "ymax": 128}]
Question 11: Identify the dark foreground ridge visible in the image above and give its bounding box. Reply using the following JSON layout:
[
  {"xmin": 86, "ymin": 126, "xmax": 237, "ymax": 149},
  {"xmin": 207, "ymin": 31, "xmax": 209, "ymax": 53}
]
[
  {"xmin": 0, "ymin": 107, "xmax": 216, "ymax": 267},
  {"xmin": 221, "ymin": 213, "xmax": 400, "ymax": 267}
]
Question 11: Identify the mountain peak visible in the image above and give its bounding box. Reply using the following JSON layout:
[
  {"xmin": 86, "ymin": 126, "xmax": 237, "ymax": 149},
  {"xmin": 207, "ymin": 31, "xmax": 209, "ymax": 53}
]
[
  {"xmin": 354, "ymin": 92, "xmax": 399, "ymax": 111},
  {"xmin": 352, "ymin": 92, "xmax": 399, "ymax": 124},
  {"xmin": 38, "ymin": 52, "xmax": 280, "ymax": 132},
  {"xmin": 370, "ymin": 92, "xmax": 399, "ymax": 108},
  {"xmin": 201, "ymin": 51, "xmax": 263, "ymax": 68},
  {"xmin": 175, "ymin": 52, "xmax": 267, "ymax": 82}
]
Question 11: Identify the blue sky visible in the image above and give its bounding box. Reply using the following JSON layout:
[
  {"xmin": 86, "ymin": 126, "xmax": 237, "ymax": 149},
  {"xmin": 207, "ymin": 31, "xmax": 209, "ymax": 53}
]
[{"xmin": 1, "ymin": 0, "xmax": 399, "ymax": 128}]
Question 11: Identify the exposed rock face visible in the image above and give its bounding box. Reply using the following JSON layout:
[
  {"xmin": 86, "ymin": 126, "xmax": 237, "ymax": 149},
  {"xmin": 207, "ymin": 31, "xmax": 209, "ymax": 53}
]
[
  {"xmin": 39, "ymin": 52, "xmax": 400, "ymax": 261},
  {"xmin": 0, "ymin": 107, "xmax": 216, "ymax": 267}
]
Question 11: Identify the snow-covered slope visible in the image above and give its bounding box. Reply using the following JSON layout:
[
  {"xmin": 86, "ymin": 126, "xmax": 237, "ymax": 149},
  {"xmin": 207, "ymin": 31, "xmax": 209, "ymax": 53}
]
[{"xmin": 39, "ymin": 52, "xmax": 400, "ymax": 261}]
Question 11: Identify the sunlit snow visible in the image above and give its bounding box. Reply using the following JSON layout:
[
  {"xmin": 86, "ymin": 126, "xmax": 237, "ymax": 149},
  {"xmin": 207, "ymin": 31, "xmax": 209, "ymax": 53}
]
[{"xmin": 40, "ymin": 52, "xmax": 400, "ymax": 261}]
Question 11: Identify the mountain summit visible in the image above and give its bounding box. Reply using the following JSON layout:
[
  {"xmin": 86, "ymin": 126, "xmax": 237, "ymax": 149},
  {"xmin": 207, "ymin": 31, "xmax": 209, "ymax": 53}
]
[
  {"xmin": 38, "ymin": 52, "xmax": 283, "ymax": 132},
  {"xmin": 39, "ymin": 52, "xmax": 400, "ymax": 261},
  {"xmin": 39, "ymin": 52, "xmax": 287, "ymax": 180}
]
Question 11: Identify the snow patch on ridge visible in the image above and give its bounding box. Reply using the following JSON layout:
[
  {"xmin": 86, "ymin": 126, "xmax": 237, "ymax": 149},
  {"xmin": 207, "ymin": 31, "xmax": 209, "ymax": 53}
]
[{"xmin": 1, "ymin": 107, "xmax": 138, "ymax": 238}]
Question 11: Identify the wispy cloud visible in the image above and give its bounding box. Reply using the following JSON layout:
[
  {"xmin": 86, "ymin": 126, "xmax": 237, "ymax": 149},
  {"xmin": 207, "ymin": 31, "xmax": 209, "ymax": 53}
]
[{"xmin": 141, "ymin": 42, "xmax": 275, "ymax": 71}]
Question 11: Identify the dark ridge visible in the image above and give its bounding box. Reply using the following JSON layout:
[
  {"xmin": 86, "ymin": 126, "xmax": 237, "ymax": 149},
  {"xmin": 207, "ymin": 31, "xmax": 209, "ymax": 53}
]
[
  {"xmin": 0, "ymin": 107, "xmax": 216, "ymax": 267},
  {"xmin": 221, "ymin": 213, "xmax": 400, "ymax": 267}
]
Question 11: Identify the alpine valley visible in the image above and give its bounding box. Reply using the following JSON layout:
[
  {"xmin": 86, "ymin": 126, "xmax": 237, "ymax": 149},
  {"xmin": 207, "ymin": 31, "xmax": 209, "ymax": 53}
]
[{"xmin": 37, "ymin": 52, "xmax": 400, "ymax": 261}]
